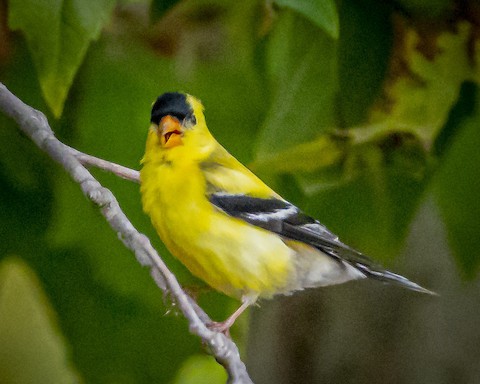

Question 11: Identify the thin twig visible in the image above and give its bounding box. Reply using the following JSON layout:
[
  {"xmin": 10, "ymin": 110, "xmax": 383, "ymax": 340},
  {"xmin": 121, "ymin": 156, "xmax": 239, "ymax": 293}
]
[
  {"xmin": 0, "ymin": 82, "xmax": 253, "ymax": 384},
  {"xmin": 68, "ymin": 146, "xmax": 141, "ymax": 183}
]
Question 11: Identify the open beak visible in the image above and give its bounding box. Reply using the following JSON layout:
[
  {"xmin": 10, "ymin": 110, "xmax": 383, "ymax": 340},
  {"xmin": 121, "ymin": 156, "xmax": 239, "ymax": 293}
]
[{"xmin": 158, "ymin": 115, "xmax": 184, "ymax": 148}]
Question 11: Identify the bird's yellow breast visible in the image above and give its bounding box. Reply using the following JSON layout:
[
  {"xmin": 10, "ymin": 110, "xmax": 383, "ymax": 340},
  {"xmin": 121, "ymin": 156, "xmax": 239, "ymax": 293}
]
[{"xmin": 140, "ymin": 157, "xmax": 294, "ymax": 299}]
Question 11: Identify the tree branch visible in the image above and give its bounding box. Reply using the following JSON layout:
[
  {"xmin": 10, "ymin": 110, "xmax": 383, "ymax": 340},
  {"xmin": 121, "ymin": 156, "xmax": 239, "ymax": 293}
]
[
  {"xmin": 0, "ymin": 82, "xmax": 253, "ymax": 384},
  {"xmin": 69, "ymin": 146, "xmax": 141, "ymax": 183}
]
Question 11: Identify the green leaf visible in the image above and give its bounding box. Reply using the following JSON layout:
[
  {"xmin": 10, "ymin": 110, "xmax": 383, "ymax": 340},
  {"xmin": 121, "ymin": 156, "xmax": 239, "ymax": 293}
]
[
  {"xmin": 273, "ymin": 0, "xmax": 339, "ymax": 39},
  {"xmin": 433, "ymin": 88, "xmax": 480, "ymax": 278},
  {"xmin": 8, "ymin": 0, "xmax": 116, "ymax": 117},
  {"xmin": 0, "ymin": 257, "xmax": 81, "ymax": 384},
  {"xmin": 255, "ymin": 10, "xmax": 338, "ymax": 158},
  {"xmin": 369, "ymin": 21, "xmax": 477, "ymax": 147},
  {"xmin": 172, "ymin": 355, "xmax": 227, "ymax": 384},
  {"xmin": 336, "ymin": 0, "xmax": 392, "ymax": 126},
  {"xmin": 256, "ymin": 18, "xmax": 477, "ymax": 183},
  {"xmin": 251, "ymin": 135, "xmax": 344, "ymax": 174}
]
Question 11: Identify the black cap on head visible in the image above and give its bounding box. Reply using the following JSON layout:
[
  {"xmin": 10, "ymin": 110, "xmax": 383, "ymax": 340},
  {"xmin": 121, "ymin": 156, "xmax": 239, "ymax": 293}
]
[{"xmin": 151, "ymin": 92, "xmax": 194, "ymax": 125}]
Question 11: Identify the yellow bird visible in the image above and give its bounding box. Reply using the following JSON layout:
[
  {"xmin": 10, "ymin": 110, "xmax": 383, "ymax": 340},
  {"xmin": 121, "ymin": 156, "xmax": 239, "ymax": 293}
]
[{"xmin": 140, "ymin": 92, "xmax": 433, "ymax": 332}]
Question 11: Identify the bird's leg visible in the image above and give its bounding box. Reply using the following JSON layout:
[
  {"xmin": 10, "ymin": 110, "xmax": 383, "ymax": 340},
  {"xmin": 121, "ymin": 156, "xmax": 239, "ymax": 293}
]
[{"xmin": 207, "ymin": 295, "xmax": 255, "ymax": 336}]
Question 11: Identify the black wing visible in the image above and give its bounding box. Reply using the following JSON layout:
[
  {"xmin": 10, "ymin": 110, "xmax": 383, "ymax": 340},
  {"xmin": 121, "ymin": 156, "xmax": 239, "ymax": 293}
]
[{"xmin": 210, "ymin": 193, "xmax": 434, "ymax": 294}]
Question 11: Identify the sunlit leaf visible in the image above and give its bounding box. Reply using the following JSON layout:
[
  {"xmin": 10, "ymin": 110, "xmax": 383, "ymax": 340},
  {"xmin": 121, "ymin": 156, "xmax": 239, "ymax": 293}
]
[
  {"xmin": 273, "ymin": 0, "xmax": 339, "ymax": 39},
  {"xmin": 251, "ymin": 135, "xmax": 344, "ymax": 174},
  {"xmin": 0, "ymin": 257, "xmax": 81, "ymax": 384},
  {"xmin": 259, "ymin": 20, "xmax": 477, "ymax": 178},
  {"xmin": 8, "ymin": 0, "xmax": 116, "ymax": 117},
  {"xmin": 369, "ymin": 21, "xmax": 477, "ymax": 147}
]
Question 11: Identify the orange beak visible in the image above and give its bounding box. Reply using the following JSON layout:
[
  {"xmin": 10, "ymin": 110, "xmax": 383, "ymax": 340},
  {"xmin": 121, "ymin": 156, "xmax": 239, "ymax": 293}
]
[{"xmin": 159, "ymin": 115, "xmax": 183, "ymax": 148}]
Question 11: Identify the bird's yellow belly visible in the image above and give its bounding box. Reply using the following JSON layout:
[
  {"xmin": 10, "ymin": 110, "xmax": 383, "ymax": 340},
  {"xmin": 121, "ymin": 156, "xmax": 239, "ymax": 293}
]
[
  {"xmin": 140, "ymin": 163, "xmax": 293, "ymax": 299},
  {"xmin": 186, "ymin": 213, "xmax": 294, "ymax": 298}
]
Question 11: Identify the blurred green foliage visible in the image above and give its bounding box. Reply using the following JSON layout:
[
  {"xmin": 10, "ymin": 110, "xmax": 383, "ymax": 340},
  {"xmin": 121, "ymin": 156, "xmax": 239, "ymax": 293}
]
[
  {"xmin": 272, "ymin": 0, "xmax": 339, "ymax": 39},
  {"xmin": 1, "ymin": 0, "xmax": 479, "ymax": 383},
  {"xmin": 0, "ymin": 257, "xmax": 80, "ymax": 384},
  {"xmin": 172, "ymin": 354, "xmax": 227, "ymax": 384}
]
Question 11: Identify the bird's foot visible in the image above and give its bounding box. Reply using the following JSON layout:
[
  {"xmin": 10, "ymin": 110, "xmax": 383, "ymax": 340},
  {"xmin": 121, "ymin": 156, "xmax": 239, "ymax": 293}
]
[
  {"xmin": 207, "ymin": 321, "xmax": 232, "ymax": 337},
  {"xmin": 206, "ymin": 296, "xmax": 255, "ymax": 337}
]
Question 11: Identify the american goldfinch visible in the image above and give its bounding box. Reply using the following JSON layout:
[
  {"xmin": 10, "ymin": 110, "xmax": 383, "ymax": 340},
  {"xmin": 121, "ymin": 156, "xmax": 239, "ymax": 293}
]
[{"xmin": 140, "ymin": 92, "xmax": 433, "ymax": 332}]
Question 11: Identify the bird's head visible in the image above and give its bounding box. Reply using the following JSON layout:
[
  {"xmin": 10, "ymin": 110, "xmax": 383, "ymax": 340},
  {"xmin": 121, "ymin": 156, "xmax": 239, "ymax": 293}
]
[{"xmin": 144, "ymin": 92, "xmax": 215, "ymax": 162}]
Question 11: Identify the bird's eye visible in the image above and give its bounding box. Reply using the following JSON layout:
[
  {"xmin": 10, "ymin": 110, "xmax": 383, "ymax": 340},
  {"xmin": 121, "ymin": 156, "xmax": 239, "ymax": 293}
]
[{"xmin": 184, "ymin": 114, "xmax": 196, "ymax": 128}]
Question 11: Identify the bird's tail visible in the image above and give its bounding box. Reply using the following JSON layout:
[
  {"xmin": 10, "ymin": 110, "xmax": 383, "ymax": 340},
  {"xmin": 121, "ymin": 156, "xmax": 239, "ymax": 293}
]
[
  {"xmin": 349, "ymin": 259, "xmax": 437, "ymax": 295},
  {"xmin": 281, "ymin": 219, "xmax": 436, "ymax": 295},
  {"xmin": 313, "ymin": 238, "xmax": 437, "ymax": 295}
]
